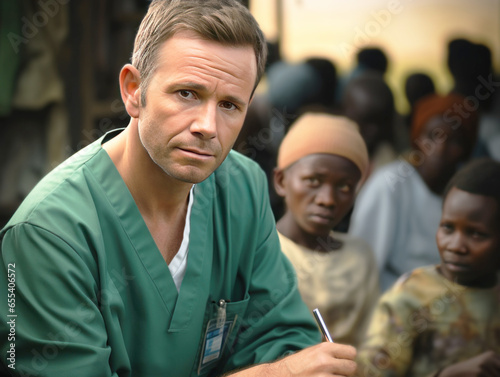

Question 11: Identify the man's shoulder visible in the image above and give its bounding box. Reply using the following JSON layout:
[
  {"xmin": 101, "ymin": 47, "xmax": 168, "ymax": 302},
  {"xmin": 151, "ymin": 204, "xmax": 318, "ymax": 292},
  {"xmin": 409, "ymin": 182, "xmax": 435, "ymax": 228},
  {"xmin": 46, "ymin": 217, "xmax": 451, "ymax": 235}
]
[
  {"xmin": 200, "ymin": 150, "xmax": 271, "ymax": 223},
  {"xmin": 213, "ymin": 150, "xmax": 266, "ymax": 189},
  {"xmin": 218, "ymin": 149, "xmax": 263, "ymax": 174}
]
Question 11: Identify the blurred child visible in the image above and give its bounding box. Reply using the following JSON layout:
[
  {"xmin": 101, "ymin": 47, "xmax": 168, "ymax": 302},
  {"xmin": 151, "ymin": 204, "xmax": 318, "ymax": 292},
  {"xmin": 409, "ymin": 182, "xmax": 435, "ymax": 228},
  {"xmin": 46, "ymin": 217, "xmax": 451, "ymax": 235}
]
[
  {"xmin": 357, "ymin": 158, "xmax": 500, "ymax": 377},
  {"xmin": 349, "ymin": 93, "xmax": 479, "ymax": 292},
  {"xmin": 342, "ymin": 71, "xmax": 397, "ymax": 171},
  {"xmin": 274, "ymin": 113, "xmax": 379, "ymax": 347}
]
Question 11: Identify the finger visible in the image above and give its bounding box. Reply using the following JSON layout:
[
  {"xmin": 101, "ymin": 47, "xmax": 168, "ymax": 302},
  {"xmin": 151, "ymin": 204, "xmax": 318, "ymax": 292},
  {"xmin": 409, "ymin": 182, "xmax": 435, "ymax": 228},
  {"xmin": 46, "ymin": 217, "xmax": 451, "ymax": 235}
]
[
  {"xmin": 327, "ymin": 358, "xmax": 357, "ymax": 377},
  {"xmin": 319, "ymin": 342, "xmax": 357, "ymax": 360}
]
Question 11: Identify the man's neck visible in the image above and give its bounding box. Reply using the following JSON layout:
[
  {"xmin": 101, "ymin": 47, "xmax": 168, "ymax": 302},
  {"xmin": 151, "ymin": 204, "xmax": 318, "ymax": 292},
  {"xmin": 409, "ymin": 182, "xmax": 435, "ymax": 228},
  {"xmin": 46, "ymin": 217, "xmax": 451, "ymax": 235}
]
[
  {"xmin": 103, "ymin": 121, "xmax": 193, "ymax": 219},
  {"xmin": 103, "ymin": 121, "xmax": 194, "ymax": 264}
]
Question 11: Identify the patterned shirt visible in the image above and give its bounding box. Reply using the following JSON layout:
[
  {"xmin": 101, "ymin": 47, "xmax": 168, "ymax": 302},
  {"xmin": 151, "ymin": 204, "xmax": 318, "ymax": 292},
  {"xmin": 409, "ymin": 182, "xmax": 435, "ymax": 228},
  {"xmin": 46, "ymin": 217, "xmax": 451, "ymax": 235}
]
[{"xmin": 357, "ymin": 265, "xmax": 500, "ymax": 377}]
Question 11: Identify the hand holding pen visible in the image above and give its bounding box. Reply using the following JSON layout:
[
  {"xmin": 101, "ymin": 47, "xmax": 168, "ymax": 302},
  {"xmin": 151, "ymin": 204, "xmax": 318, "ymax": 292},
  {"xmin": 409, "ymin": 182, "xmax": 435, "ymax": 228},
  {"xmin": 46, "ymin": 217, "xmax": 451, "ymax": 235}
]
[{"xmin": 229, "ymin": 308, "xmax": 356, "ymax": 376}]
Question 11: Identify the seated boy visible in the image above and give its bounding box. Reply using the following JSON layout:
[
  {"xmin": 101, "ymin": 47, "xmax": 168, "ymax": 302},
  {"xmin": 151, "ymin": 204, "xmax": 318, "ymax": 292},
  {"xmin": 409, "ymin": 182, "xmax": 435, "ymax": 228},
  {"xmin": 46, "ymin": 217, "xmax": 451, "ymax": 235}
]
[
  {"xmin": 357, "ymin": 158, "xmax": 500, "ymax": 376},
  {"xmin": 273, "ymin": 112, "xmax": 379, "ymax": 347}
]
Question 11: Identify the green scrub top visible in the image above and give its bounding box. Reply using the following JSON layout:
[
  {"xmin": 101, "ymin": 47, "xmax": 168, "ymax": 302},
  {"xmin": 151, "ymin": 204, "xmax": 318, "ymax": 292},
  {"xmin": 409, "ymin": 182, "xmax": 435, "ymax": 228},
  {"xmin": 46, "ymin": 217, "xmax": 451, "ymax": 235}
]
[{"xmin": 0, "ymin": 130, "xmax": 320, "ymax": 376}]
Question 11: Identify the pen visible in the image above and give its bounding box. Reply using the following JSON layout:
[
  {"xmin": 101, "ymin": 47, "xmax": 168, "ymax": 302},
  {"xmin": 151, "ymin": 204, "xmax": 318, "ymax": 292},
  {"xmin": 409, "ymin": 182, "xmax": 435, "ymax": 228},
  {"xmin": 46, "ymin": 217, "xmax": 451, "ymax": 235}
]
[{"xmin": 313, "ymin": 308, "xmax": 334, "ymax": 343}]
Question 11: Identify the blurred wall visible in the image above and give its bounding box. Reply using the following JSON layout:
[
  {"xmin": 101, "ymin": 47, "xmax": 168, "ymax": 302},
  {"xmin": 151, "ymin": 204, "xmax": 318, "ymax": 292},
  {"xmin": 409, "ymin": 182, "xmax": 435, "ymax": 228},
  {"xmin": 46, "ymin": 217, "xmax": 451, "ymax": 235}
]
[{"xmin": 251, "ymin": 0, "xmax": 500, "ymax": 113}]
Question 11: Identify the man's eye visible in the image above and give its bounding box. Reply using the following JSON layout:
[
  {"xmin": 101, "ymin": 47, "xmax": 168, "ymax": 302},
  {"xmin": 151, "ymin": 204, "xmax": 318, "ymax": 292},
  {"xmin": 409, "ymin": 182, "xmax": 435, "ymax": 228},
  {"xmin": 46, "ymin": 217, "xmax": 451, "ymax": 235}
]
[
  {"xmin": 179, "ymin": 90, "xmax": 195, "ymax": 99},
  {"xmin": 220, "ymin": 101, "xmax": 237, "ymax": 111}
]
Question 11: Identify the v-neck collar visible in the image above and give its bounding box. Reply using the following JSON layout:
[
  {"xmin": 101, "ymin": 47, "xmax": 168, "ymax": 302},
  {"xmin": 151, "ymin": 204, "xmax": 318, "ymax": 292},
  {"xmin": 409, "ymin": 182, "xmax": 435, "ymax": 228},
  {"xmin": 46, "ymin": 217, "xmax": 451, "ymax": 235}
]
[{"xmin": 89, "ymin": 129, "xmax": 214, "ymax": 331}]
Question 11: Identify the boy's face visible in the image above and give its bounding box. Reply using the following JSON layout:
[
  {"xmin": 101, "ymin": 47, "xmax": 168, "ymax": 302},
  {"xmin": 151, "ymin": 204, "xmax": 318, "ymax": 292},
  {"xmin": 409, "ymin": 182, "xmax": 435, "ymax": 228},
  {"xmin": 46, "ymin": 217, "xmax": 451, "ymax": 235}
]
[
  {"xmin": 275, "ymin": 154, "xmax": 361, "ymax": 237},
  {"xmin": 436, "ymin": 187, "xmax": 500, "ymax": 288}
]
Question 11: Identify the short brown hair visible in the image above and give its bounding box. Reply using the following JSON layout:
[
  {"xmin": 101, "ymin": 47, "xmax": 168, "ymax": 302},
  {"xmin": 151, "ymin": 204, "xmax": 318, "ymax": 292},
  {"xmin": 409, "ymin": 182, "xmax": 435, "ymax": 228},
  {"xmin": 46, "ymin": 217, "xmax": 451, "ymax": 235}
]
[{"xmin": 131, "ymin": 0, "xmax": 267, "ymax": 105}]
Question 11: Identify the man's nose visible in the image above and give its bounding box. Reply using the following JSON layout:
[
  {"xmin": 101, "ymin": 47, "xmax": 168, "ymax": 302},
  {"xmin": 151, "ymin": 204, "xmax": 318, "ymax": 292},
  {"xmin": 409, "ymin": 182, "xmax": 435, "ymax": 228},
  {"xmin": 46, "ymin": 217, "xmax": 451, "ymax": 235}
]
[{"xmin": 190, "ymin": 103, "xmax": 217, "ymax": 139}]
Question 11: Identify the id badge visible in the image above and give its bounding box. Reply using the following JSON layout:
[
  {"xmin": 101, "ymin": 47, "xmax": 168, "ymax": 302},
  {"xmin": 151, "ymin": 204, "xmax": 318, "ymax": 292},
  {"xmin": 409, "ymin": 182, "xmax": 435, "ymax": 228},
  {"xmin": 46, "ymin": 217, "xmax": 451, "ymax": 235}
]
[{"xmin": 198, "ymin": 300, "xmax": 237, "ymax": 375}]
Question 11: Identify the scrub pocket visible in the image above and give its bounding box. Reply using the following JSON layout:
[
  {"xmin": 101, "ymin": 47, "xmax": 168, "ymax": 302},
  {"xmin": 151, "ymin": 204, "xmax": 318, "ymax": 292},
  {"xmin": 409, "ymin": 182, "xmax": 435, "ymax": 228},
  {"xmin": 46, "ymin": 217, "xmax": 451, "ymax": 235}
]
[{"xmin": 194, "ymin": 294, "xmax": 250, "ymax": 376}]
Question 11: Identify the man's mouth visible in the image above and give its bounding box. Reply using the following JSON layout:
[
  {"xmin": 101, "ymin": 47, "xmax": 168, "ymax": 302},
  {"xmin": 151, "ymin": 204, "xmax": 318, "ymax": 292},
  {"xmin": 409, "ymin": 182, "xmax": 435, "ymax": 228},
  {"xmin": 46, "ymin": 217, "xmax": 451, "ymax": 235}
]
[{"xmin": 177, "ymin": 147, "xmax": 214, "ymax": 160}]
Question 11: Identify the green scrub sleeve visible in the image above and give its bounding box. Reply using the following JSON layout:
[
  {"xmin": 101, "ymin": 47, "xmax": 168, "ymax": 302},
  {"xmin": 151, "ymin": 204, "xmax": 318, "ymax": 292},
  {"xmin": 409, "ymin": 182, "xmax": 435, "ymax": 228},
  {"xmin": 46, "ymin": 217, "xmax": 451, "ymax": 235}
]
[
  {"xmin": 220, "ymin": 169, "xmax": 321, "ymax": 373},
  {"xmin": 0, "ymin": 224, "xmax": 122, "ymax": 377}
]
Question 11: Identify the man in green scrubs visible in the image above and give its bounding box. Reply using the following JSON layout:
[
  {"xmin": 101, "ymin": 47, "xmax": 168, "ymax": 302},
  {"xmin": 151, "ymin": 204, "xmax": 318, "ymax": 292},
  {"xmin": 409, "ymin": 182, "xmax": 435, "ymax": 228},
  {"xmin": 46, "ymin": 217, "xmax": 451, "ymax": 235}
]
[{"xmin": 0, "ymin": 1, "xmax": 357, "ymax": 376}]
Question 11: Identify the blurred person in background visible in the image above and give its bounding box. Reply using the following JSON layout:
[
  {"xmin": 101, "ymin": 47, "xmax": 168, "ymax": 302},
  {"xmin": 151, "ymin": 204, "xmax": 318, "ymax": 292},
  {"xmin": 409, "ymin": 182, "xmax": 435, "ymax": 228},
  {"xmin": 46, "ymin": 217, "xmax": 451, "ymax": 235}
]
[
  {"xmin": 349, "ymin": 93, "xmax": 479, "ymax": 292},
  {"xmin": 342, "ymin": 70, "xmax": 398, "ymax": 176},
  {"xmin": 447, "ymin": 38, "xmax": 500, "ymax": 162},
  {"xmin": 335, "ymin": 46, "xmax": 389, "ymax": 107},
  {"xmin": 0, "ymin": 1, "xmax": 69, "ymax": 228},
  {"xmin": 403, "ymin": 72, "xmax": 436, "ymax": 130}
]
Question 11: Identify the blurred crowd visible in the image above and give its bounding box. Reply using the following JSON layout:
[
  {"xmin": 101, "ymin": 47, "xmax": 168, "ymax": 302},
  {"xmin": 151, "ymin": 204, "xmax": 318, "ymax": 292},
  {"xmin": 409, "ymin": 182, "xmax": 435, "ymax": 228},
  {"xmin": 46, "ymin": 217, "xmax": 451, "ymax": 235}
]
[{"xmin": 234, "ymin": 36, "xmax": 500, "ymax": 376}]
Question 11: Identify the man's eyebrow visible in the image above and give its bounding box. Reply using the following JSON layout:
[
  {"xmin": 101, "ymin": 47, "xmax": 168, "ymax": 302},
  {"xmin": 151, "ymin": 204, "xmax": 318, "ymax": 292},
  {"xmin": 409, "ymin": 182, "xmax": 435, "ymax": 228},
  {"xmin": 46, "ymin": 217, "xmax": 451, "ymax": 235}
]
[
  {"xmin": 170, "ymin": 82, "xmax": 206, "ymax": 92},
  {"xmin": 169, "ymin": 82, "xmax": 248, "ymax": 108},
  {"xmin": 224, "ymin": 94, "xmax": 247, "ymax": 108}
]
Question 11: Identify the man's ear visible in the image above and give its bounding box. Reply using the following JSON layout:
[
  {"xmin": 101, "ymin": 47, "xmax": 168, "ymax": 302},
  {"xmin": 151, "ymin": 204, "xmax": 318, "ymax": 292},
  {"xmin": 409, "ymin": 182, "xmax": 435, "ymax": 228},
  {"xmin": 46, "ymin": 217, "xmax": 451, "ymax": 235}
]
[
  {"xmin": 273, "ymin": 167, "xmax": 287, "ymax": 198},
  {"xmin": 119, "ymin": 64, "xmax": 142, "ymax": 119}
]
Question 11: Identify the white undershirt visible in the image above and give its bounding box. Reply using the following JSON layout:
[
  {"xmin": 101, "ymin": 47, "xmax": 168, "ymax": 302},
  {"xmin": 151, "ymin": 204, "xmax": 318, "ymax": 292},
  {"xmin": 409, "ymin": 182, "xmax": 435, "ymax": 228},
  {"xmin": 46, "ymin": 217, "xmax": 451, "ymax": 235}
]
[{"xmin": 168, "ymin": 186, "xmax": 195, "ymax": 292}]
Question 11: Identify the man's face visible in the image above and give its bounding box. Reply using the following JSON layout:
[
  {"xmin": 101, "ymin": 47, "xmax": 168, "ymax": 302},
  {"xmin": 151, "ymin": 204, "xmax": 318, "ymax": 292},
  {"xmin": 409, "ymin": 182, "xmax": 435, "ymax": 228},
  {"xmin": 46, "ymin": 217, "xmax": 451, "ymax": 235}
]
[
  {"xmin": 436, "ymin": 187, "xmax": 500, "ymax": 288},
  {"xmin": 137, "ymin": 31, "xmax": 257, "ymax": 184}
]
